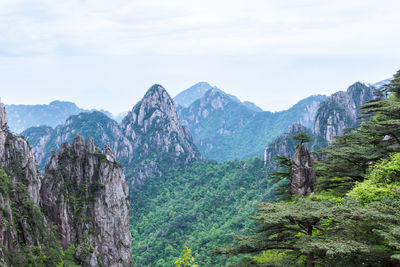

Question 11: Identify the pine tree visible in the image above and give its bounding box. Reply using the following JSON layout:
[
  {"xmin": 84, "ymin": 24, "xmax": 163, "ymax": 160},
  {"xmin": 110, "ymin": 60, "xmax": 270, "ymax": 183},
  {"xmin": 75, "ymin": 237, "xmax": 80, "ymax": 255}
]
[{"xmin": 292, "ymin": 132, "xmax": 311, "ymax": 146}]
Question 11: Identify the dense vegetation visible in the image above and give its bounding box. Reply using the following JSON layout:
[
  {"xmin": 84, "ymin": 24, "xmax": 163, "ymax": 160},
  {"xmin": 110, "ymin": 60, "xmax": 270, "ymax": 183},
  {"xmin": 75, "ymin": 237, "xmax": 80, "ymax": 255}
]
[
  {"xmin": 214, "ymin": 70, "xmax": 400, "ymax": 266},
  {"xmin": 130, "ymin": 158, "xmax": 281, "ymax": 266}
]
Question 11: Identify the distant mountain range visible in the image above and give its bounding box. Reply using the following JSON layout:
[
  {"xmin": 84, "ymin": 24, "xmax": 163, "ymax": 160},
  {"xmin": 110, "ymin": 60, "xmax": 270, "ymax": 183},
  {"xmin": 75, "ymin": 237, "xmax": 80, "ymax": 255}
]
[
  {"xmin": 177, "ymin": 84, "xmax": 327, "ymax": 161},
  {"xmin": 174, "ymin": 82, "xmax": 262, "ymax": 112},
  {"xmin": 14, "ymin": 78, "xmax": 390, "ymax": 167},
  {"xmin": 5, "ymin": 101, "xmax": 125, "ymax": 133}
]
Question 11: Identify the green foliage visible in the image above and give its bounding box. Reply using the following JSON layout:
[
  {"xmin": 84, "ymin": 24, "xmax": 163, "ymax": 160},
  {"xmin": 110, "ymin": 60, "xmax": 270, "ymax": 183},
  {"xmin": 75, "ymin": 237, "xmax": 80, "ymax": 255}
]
[
  {"xmin": 0, "ymin": 168, "xmax": 10, "ymax": 197},
  {"xmin": 131, "ymin": 157, "xmax": 278, "ymax": 266},
  {"xmin": 7, "ymin": 181, "xmax": 64, "ymax": 266},
  {"xmin": 215, "ymin": 197, "xmax": 400, "ymax": 266},
  {"xmin": 60, "ymin": 245, "xmax": 81, "ymax": 267},
  {"xmin": 174, "ymin": 246, "xmax": 198, "ymax": 267},
  {"xmin": 292, "ymin": 131, "xmax": 311, "ymax": 145},
  {"xmin": 348, "ymin": 153, "xmax": 400, "ymax": 204},
  {"xmin": 368, "ymin": 153, "xmax": 400, "ymax": 183},
  {"xmin": 269, "ymin": 155, "xmax": 292, "ymax": 200},
  {"xmin": 348, "ymin": 179, "xmax": 400, "ymax": 204},
  {"xmin": 253, "ymin": 250, "xmax": 289, "ymax": 265}
]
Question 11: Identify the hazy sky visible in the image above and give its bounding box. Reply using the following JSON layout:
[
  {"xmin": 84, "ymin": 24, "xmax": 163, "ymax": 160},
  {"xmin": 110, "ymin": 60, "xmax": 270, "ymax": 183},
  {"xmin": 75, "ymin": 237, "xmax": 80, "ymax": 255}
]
[{"xmin": 1, "ymin": 0, "xmax": 399, "ymax": 114}]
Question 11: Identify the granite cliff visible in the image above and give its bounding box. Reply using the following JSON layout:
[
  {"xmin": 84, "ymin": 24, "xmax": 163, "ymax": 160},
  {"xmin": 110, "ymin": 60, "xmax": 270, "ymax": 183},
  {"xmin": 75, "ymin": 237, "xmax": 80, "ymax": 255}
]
[
  {"xmin": 313, "ymin": 82, "xmax": 375, "ymax": 147},
  {"xmin": 0, "ymin": 101, "xmax": 133, "ymax": 266},
  {"xmin": 41, "ymin": 135, "xmax": 132, "ymax": 266}
]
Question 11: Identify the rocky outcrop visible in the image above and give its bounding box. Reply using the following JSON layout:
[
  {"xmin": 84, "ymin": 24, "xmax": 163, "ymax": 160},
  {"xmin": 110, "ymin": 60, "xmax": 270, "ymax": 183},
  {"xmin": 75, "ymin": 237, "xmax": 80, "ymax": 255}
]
[
  {"xmin": 264, "ymin": 124, "xmax": 312, "ymax": 167},
  {"xmin": 41, "ymin": 135, "xmax": 133, "ymax": 267},
  {"xmin": 0, "ymin": 101, "xmax": 62, "ymax": 266},
  {"xmin": 314, "ymin": 82, "xmax": 375, "ymax": 146},
  {"xmin": 0, "ymin": 102, "xmax": 41, "ymax": 204},
  {"xmin": 289, "ymin": 144, "xmax": 316, "ymax": 196},
  {"xmin": 121, "ymin": 84, "xmax": 201, "ymax": 186}
]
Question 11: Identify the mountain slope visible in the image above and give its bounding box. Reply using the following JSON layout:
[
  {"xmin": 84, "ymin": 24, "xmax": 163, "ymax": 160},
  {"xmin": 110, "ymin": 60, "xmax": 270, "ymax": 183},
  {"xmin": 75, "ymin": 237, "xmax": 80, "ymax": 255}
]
[
  {"xmin": 178, "ymin": 89, "xmax": 326, "ymax": 161},
  {"xmin": 121, "ymin": 84, "xmax": 201, "ymax": 186},
  {"xmin": 313, "ymin": 82, "xmax": 376, "ymax": 147},
  {"xmin": 23, "ymin": 84, "xmax": 201, "ymax": 189},
  {"xmin": 173, "ymin": 82, "xmax": 216, "ymax": 108},
  {"xmin": 130, "ymin": 157, "xmax": 278, "ymax": 266},
  {"xmin": 22, "ymin": 111, "xmax": 132, "ymax": 170}
]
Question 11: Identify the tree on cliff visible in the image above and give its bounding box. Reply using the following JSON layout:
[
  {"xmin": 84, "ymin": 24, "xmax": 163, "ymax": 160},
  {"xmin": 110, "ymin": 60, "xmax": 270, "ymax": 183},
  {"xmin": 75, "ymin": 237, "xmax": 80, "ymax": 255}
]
[{"xmin": 292, "ymin": 132, "xmax": 312, "ymax": 146}]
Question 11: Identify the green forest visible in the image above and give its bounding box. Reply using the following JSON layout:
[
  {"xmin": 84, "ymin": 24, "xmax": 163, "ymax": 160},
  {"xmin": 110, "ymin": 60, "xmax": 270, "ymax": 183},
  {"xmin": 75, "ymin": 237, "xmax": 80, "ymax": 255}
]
[{"xmin": 132, "ymin": 70, "xmax": 400, "ymax": 266}]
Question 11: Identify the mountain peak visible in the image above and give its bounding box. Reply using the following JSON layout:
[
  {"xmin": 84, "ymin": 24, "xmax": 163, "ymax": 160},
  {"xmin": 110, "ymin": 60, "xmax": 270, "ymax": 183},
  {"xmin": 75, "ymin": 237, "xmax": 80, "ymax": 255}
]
[
  {"xmin": 174, "ymin": 82, "xmax": 214, "ymax": 107},
  {"xmin": 146, "ymin": 83, "xmax": 168, "ymax": 95},
  {"xmin": 122, "ymin": 85, "xmax": 201, "ymax": 186}
]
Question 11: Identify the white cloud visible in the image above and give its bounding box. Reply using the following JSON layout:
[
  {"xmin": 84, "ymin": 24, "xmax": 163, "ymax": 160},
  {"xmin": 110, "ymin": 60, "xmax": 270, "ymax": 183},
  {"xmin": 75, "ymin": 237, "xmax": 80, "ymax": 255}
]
[
  {"xmin": 0, "ymin": 0, "xmax": 399, "ymax": 114},
  {"xmin": 1, "ymin": 0, "xmax": 400, "ymax": 56}
]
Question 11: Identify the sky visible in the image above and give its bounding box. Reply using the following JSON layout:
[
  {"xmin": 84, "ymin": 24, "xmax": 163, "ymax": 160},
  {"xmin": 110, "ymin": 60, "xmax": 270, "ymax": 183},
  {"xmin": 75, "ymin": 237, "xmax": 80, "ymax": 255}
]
[{"xmin": 0, "ymin": 0, "xmax": 400, "ymax": 114}]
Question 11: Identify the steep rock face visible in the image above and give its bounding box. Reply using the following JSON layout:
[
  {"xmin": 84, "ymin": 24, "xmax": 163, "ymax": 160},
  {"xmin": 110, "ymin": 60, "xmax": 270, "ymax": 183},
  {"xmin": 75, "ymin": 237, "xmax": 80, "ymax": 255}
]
[
  {"xmin": 178, "ymin": 89, "xmax": 326, "ymax": 161},
  {"xmin": 121, "ymin": 84, "xmax": 201, "ymax": 186},
  {"xmin": 0, "ymin": 101, "xmax": 61, "ymax": 266},
  {"xmin": 0, "ymin": 102, "xmax": 41, "ymax": 205},
  {"xmin": 314, "ymin": 82, "xmax": 375, "ymax": 146},
  {"xmin": 41, "ymin": 135, "xmax": 132, "ymax": 267},
  {"xmin": 264, "ymin": 124, "xmax": 312, "ymax": 167},
  {"xmin": 289, "ymin": 144, "xmax": 316, "ymax": 196}
]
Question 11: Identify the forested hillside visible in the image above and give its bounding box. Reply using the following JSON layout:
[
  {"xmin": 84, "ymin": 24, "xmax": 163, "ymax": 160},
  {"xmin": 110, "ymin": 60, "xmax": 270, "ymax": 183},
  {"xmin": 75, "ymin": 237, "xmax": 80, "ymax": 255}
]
[{"xmin": 130, "ymin": 158, "xmax": 280, "ymax": 266}]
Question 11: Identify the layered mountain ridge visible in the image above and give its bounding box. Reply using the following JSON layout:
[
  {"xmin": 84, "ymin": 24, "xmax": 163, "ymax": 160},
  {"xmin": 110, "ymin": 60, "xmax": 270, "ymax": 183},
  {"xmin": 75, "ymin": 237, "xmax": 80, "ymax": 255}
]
[
  {"xmin": 23, "ymin": 84, "xmax": 201, "ymax": 188},
  {"xmin": 5, "ymin": 100, "xmax": 124, "ymax": 134},
  {"xmin": 178, "ymin": 87, "xmax": 326, "ymax": 161}
]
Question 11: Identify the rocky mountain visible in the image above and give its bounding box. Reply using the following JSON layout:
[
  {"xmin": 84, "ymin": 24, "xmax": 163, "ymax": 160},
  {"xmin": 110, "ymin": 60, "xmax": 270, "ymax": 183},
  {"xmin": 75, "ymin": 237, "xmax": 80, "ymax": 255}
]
[
  {"xmin": 313, "ymin": 82, "xmax": 376, "ymax": 147},
  {"xmin": 41, "ymin": 135, "xmax": 132, "ymax": 266},
  {"xmin": 0, "ymin": 101, "xmax": 59, "ymax": 266},
  {"xmin": 5, "ymin": 100, "xmax": 121, "ymax": 134},
  {"xmin": 173, "ymin": 82, "xmax": 261, "ymax": 110},
  {"xmin": 262, "ymin": 82, "xmax": 377, "ymax": 170},
  {"xmin": 22, "ymin": 111, "xmax": 132, "ymax": 170},
  {"xmin": 243, "ymin": 101, "xmax": 263, "ymax": 112},
  {"xmin": 0, "ymin": 100, "xmax": 133, "ymax": 266},
  {"xmin": 121, "ymin": 84, "xmax": 201, "ymax": 186},
  {"xmin": 174, "ymin": 82, "xmax": 217, "ymax": 108},
  {"xmin": 178, "ymin": 88, "xmax": 326, "ymax": 161},
  {"xmin": 22, "ymin": 84, "xmax": 201, "ymax": 188},
  {"xmin": 264, "ymin": 124, "xmax": 312, "ymax": 167}
]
